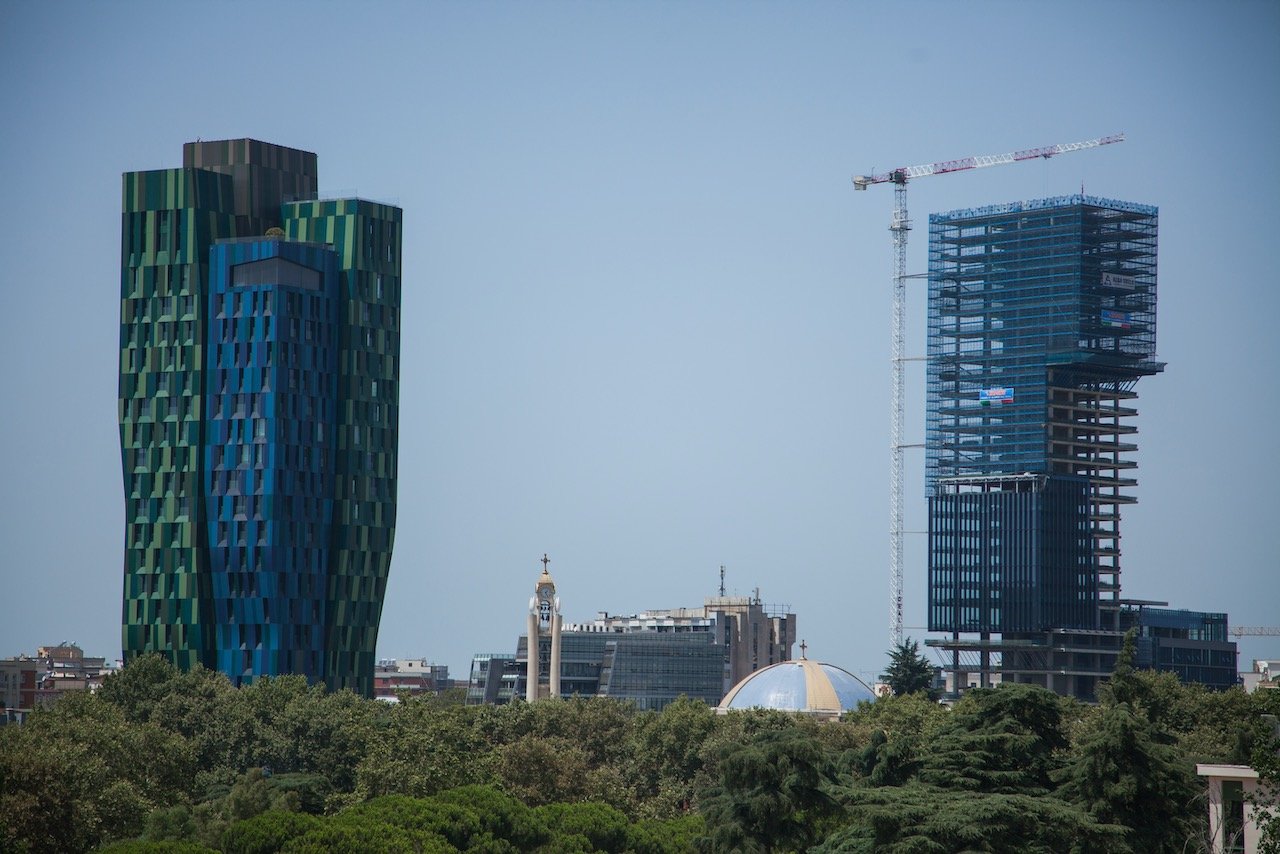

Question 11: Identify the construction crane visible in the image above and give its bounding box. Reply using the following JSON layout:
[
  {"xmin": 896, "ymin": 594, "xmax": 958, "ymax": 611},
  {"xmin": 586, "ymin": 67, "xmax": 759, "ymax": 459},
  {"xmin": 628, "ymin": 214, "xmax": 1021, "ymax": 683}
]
[
  {"xmin": 1231, "ymin": 627, "xmax": 1280, "ymax": 637},
  {"xmin": 852, "ymin": 133, "xmax": 1126, "ymax": 649}
]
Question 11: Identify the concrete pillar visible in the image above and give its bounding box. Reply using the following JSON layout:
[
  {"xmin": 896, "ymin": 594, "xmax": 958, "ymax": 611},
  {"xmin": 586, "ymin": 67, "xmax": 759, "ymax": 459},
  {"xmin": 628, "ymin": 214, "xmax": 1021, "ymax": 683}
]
[
  {"xmin": 1206, "ymin": 776, "xmax": 1224, "ymax": 854},
  {"xmin": 549, "ymin": 613, "xmax": 561, "ymax": 698},
  {"xmin": 526, "ymin": 612, "xmax": 538, "ymax": 702},
  {"xmin": 1243, "ymin": 778, "xmax": 1261, "ymax": 854}
]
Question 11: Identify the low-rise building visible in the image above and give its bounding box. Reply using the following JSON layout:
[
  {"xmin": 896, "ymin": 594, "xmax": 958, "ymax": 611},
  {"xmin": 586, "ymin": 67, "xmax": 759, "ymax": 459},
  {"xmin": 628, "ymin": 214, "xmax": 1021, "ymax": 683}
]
[
  {"xmin": 1241, "ymin": 659, "xmax": 1280, "ymax": 693},
  {"xmin": 0, "ymin": 658, "xmax": 41, "ymax": 723},
  {"xmin": 1197, "ymin": 764, "xmax": 1278, "ymax": 854},
  {"xmin": 35, "ymin": 643, "xmax": 113, "ymax": 706},
  {"xmin": 373, "ymin": 659, "xmax": 452, "ymax": 701}
]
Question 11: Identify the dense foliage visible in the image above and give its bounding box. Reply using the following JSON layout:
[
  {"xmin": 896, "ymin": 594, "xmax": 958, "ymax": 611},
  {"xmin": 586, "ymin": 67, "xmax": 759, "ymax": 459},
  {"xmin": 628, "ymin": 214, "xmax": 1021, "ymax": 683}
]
[{"xmin": 0, "ymin": 653, "xmax": 1275, "ymax": 853}]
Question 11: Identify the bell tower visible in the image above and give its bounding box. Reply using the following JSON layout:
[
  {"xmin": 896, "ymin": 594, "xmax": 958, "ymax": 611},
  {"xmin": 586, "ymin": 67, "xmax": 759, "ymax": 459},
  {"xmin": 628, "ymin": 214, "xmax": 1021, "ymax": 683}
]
[{"xmin": 526, "ymin": 554, "xmax": 562, "ymax": 701}]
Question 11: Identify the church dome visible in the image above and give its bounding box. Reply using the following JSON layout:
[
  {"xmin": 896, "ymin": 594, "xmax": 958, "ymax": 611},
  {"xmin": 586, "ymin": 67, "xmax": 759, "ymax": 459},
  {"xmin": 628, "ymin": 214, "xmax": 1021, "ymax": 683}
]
[{"xmin": 717, "ymin": 658, "xmax": 874, "ymax": 719}]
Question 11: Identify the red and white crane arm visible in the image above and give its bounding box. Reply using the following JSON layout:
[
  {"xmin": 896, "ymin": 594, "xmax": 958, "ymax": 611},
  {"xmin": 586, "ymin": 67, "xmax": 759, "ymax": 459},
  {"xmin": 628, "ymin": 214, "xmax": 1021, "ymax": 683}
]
[{"xmin": 853, "ymin": 133, "xmax": 1124, "ymax": 189}]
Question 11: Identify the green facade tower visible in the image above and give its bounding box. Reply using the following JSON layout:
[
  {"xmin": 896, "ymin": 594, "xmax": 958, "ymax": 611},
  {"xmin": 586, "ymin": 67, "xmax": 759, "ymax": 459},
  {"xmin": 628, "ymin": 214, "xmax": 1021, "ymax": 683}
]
[
  {"xmin": 284, "ymin": 199, "xmax": 403, "ymax": 696},
  {"xmin": 118, "ymin": 140, "xmax": 400, "ymax": 696},
  {"xmin": 119, "ymin": 167, "xmax": 237, "ymax": 670}
]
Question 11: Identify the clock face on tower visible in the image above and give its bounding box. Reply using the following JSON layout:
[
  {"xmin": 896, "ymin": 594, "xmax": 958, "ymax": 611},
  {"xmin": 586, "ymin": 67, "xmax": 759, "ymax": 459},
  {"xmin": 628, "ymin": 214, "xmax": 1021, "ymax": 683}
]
[{"xmin": 537, "ymin": 584, "xmax": 554, "ymax": 600}]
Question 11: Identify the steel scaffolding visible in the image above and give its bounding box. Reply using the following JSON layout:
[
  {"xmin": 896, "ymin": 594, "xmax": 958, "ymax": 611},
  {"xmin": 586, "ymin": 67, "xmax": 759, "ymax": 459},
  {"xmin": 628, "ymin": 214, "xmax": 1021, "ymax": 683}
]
[{"xmin": 925, "ymin": 195, "xmax": 1165, "ymax": 699}]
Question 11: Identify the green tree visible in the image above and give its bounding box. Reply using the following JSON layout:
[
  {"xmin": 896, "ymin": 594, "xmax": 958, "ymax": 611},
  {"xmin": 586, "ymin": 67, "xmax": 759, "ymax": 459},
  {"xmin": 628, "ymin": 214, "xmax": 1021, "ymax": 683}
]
[
  {"xmin": 696, "ymin": 728, "xmax": 840, "ymax": 853},
  {"xmin": 818, "ymin": 784, "xmax": 1129, "ymax": 853},
  {"xmin": 625, "ymin": 697, "xmax": 717, "ymax": 817},
  {"xmin": 141, "ymin": 805, "xmax": 198, "ymax": 842},
  {"xmin": 1055, "ymin": 701, "xmax": 1200, "ymax": 853},
  {"xmin": 919, "ymin": 683, "xmax": 1067, "ymax": 795},
  {"xmin": 882, "ymin": 638, "xmax": 935, "ymax": 698},
  {"xmin": 96, "ymin": 653, "xmax": 187, "ymax": 723},
  {"xmin": 355, "ymin": 701, "xmax": 491, "ymax": 799},
  {"xmin": 496, "ymin": 733, "xmax": 593, "ymax": 806},
  {"xmin": 628, "ymin": 814, "xmax": 706, "ymax": 854},
  {"xmin": 1250, "ymin": 709, "xmax": 1280, "ymax": 854},
  {"xmin": 336, "ymin": 794, "xmax": 480, "ymax": 849},
  {"xmin": 98, "ymin": 842, "xmax": 218, "ymax": 854},
  {"xmin": 431, "ymin": 785, "xmax": 549, "ymax": 850},
  {"xmin": 844, "ymin": 728, "xmax": 920, "ymax": 787},
  {"xmin": 278, "ymin": 822, "xmax": 453, "ymax": 854},
  {"xmin": 220, "ymin": 810, "xmax": 322, "ymax": 854},
  {"xmin": 535, "ymin": 802, "xmax": 631, "ymax": 852},
  {"xmin": 0, "ymin": 691, "xmax": 194, "ymax": 852}
]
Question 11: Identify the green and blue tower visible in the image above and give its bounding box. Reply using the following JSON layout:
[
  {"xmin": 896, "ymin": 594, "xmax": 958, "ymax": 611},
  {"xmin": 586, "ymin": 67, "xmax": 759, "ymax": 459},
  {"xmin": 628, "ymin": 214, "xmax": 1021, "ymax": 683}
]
[{"xmin": 118, "ymin": 139, "xmax": 401, "ymax": 695}]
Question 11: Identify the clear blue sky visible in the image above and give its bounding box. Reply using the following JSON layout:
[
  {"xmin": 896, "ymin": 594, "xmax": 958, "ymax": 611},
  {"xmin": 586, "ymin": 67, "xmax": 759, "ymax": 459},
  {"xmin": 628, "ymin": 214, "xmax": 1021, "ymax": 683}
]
[{"xmin": 1, "ymin": 1, "xmax": 1277, "ymax": 681}]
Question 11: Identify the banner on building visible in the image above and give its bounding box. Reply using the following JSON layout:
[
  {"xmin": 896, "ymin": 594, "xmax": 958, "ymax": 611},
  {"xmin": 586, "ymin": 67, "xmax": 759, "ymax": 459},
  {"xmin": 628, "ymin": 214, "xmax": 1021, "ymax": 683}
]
[
  {"xmin": 1101, "ymin": 308, "xmax": 1132, "ymax": 328},
  {"xmin": 979, "ymin": 387, "xmax": 1014, "ymax": 405},
  {"xmin": 1101, "ymin": 272, "xmax": 1137, "ymax": 290}
]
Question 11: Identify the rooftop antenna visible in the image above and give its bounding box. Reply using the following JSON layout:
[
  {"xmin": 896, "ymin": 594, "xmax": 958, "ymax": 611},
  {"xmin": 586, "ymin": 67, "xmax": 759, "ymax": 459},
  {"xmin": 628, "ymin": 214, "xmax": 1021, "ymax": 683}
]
[{"xmin": 719, "ymin": 565, "xmax": 726, "ymax": 597}]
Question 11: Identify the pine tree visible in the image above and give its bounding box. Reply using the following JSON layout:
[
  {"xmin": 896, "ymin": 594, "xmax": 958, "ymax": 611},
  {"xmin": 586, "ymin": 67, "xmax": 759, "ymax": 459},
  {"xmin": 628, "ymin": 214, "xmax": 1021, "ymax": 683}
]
[
  {"xmin": 882, "ymin": 638, "xmax": 935, "ymax": 698},
  {"xmin": 1055, "ymin": 701, "xmax": 1200, "ymax": 853}
]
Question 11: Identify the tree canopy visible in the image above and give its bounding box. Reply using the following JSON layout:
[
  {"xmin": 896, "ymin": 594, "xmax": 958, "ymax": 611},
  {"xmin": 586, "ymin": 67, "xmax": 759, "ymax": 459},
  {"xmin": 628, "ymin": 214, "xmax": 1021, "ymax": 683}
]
[{"xmin": 1, "ymin": 653, "xmax": 1272, "ymax": 853}]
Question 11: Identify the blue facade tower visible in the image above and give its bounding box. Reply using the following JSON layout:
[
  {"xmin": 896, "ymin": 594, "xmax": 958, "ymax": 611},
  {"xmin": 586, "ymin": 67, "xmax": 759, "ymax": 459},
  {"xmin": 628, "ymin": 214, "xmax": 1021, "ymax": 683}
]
[{"xmin": 204, "ymin": 239, "xmax": 340, "ymax": 685}]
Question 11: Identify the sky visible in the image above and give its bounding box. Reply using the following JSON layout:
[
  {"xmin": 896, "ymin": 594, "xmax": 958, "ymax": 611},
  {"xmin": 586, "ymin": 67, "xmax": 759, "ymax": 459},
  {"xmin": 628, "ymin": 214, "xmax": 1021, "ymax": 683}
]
[{"xmin": 1, "ymin": 0, "xmax": 1277, "ymax": 683}]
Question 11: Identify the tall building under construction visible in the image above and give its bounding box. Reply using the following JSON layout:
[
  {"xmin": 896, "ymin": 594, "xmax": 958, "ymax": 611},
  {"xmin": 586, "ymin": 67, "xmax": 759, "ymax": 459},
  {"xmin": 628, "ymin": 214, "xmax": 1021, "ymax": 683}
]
[{"xmin": 924, "ymin": 195, "xmax": 1235, "ymax": 698}]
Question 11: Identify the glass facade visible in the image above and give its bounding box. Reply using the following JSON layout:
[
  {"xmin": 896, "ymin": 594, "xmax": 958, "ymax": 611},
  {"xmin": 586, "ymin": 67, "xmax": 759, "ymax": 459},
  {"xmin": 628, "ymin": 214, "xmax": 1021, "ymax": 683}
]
[
  {"xmin": 283, "ymin": 199, "xmax": 403, "ymax": 697},
  {"xmin": 926, "ymin": 196, "xmax": 1161, "ymax": 637},
  {"xmin": 467, "ymin": 654, "xmax": 518, "ymax": 705},
  {"xmin": 928, "ymin": 475, "xmax": 1093, "ymax": 633},
  {"xmin": 204, "ymin": 239, "xmax": 339, "ymax": 685},
  {"xmin": 509, "ymin": 630, "xmax": 726, "ymax": 710},
  {"xmin": 118, "ymin": 140, "xmax": 401, "ymax": 696},
  {"xmin": 1124, "ymin": 607, "xmax": 1237, "ymax": 689},
  {"xmin": 926, "ymin": 195, "xmax": 1161, "ymax": 489},
  {"xmin": 120, "ymin": 167, "xmax": 237, "ymax": 671},
  {"xmin": 598, "ymin": 633, "xmax": 725, "ymax": 710}
]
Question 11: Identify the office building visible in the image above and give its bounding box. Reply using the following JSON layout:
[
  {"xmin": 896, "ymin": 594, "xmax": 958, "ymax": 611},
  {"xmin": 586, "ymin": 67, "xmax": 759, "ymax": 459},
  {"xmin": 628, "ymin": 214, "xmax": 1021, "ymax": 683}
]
[
  {"xmin": 1122, "ymin": 607, "xmax": 1238, "ymax": 690},
  {"xmin": 924, "ymin": 195, "xmax": 1235, "ymax": 697},
  {"xmin": 118, "ymin": 139, "xmax": 402, "ymax": 695},
  {"xmin": 466, "ymin": 653, "xmax": 519, "ymax": 706},
  {"xmin": 469, "ymin": 567, "xmax": 795, "ymax": 710}
]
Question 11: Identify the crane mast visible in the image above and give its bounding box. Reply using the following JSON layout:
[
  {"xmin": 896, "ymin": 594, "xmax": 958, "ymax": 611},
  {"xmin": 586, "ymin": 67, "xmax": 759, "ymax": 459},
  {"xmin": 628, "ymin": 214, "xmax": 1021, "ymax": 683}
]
[{"xmin": 853, "ymin": 133, "xmax": 1125, "ymax": 650}]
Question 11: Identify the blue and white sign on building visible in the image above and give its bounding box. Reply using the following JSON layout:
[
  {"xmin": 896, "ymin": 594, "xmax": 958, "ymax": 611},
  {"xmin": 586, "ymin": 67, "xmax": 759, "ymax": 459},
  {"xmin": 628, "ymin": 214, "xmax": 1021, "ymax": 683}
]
[
  {"xmin": 1101, "ymin": 308, "xmax": 1132, "ymax": 328},
  {"xmin": 979, "ymin": 387, "xmax": 1014, "ymax": 405}
]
